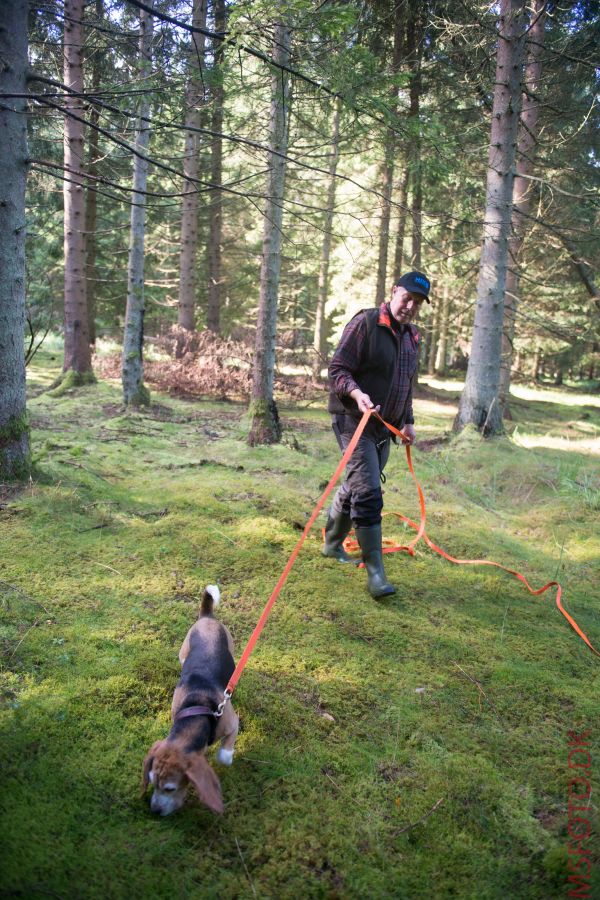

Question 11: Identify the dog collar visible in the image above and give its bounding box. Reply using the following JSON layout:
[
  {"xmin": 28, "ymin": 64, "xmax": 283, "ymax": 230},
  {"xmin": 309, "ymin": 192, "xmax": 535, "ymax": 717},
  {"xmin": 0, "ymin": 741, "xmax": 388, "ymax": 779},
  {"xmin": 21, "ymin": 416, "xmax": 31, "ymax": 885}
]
[{"xmin": 174, "ymin": 705, "xmax": 217, "ymax": 721}]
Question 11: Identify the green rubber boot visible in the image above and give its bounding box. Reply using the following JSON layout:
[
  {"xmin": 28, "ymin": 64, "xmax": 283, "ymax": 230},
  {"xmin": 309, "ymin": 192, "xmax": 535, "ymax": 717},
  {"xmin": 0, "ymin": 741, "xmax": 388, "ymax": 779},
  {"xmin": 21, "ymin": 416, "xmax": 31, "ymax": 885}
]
[
  {"xmin": 321, "ymin": 509, "xmax": 354, "ymax": 563},
  {"xmin": 355, "ymin": 524, "xmax": 396, "ymax": 598}
]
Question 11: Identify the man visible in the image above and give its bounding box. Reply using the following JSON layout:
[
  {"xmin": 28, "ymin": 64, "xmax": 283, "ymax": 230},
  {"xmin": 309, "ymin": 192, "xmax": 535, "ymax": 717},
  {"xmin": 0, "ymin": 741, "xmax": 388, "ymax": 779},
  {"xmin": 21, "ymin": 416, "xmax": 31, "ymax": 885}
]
[{"xmin": 323, "ymin": 270, "xmax": 431, "ymax": 599}]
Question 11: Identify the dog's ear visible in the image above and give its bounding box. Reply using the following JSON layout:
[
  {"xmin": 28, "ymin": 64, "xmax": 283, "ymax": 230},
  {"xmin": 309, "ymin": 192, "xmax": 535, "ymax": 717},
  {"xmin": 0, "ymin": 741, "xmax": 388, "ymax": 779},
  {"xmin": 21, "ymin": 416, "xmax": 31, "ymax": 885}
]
[
  {"xmin": 186, "ymin": 755, "xmax": 224, "ymax": 814},
  {"xmin": 141, "ymin": 741, "xmax": 164, "ymax": 795}
]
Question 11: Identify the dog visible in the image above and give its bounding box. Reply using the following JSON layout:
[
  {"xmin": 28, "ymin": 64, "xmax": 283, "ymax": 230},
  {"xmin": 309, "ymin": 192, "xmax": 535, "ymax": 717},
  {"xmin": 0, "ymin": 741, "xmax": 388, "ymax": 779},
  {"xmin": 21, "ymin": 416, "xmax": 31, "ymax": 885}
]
[{"xmin": 142, "ymin": 585, "xmax": 239, "ymax": 815}]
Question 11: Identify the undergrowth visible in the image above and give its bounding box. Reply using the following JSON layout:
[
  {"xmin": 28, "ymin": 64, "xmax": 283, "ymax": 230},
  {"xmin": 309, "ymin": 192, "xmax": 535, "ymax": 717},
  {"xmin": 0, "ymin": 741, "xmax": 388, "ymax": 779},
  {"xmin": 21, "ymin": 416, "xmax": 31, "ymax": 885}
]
[{"xmin": 1, "ymin": 351, "xmax": 599, "ymax": 899}]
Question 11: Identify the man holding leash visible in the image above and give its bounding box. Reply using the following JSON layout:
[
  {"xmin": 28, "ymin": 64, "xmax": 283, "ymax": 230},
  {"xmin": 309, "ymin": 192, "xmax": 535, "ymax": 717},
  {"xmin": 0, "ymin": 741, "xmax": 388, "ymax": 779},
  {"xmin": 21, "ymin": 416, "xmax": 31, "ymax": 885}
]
[{"xmin": 323, "ymin": 270, "xmax": 431, "ymax": 598}]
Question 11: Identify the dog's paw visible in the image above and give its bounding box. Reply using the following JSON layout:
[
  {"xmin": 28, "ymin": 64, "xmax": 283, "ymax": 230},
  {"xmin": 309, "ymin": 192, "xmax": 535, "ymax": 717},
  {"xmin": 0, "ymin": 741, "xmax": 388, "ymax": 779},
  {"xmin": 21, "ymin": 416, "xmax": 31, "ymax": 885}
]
[{"xmin": 216, "ymin": 747, "xmax": 234, "ymax": 766}]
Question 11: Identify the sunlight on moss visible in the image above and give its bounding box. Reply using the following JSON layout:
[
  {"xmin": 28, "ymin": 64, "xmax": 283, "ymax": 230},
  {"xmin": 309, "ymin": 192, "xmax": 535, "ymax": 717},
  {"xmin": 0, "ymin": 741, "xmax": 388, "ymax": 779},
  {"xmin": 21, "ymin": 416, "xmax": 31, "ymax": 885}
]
[
  {"xmin": 511, "ymin": 384, "xmax": 600, "ymax": 409},
  {"xmin": 3, "ymin": 359, "xmax": 599, "ymax": 899},
  {"xmin": 511, "ymin": 431, "xmax": 600, "ymax": 455}
]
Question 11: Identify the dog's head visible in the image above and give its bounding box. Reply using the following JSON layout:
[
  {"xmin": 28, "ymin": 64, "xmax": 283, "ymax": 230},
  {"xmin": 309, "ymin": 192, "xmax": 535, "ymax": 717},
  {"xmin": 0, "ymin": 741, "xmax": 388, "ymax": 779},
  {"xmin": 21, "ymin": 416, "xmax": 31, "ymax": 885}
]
[{"xmin": 142, "ymin": 740, "xmax": 224, "ymax": 816}]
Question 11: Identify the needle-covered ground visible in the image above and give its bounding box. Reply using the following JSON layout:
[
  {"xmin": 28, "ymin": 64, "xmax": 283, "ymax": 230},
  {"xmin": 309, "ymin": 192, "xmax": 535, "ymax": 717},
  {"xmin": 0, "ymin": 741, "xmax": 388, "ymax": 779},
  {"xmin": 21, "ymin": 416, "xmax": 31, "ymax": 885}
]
[{"xmin": 1, "ymin": 350, "xmax": 599, "ymax": 899}]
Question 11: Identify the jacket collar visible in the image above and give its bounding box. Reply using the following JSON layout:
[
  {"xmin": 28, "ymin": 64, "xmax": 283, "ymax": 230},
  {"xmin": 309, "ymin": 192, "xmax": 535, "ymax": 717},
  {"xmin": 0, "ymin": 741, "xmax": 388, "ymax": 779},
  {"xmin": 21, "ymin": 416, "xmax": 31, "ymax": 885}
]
[
  {"xmin": 378, "ymin": 302, "xmax": 393, "ymax": 330},
  {"xmin": 378, "ymin": 303, "xmax": 419, "ymax": 342}
]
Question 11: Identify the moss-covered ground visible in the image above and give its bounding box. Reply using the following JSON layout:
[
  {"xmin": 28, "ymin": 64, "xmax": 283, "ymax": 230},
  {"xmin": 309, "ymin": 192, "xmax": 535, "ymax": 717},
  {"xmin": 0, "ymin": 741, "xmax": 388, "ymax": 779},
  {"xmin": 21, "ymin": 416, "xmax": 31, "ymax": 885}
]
[{"xmin": 1, "ymin": 351, "xmax": 599, "ymax": 899}]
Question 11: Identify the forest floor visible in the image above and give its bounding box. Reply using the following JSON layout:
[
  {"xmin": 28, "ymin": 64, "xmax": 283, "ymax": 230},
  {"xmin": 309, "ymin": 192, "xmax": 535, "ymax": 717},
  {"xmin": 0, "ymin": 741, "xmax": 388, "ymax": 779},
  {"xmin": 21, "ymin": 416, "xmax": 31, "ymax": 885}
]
[{"xmin": 2, "ymin": 350, "xmax": 600, "ymax": 899}]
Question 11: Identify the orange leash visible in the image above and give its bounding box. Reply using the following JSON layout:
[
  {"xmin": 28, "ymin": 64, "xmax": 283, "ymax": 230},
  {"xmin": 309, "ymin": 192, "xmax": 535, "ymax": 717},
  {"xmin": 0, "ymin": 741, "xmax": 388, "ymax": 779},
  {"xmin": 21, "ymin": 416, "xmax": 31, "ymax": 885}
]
[
  {"xmin": 380, "ymin": 510, "xmax": 600, "ymax": 658},
  {"xmin": 218, "ymin": 408, "xmax": 598, "ymax": 712},
  {"xmin": 345, "ymin": 411, "xmax": 600, "ymax": 659},
  {"xmin": 224, "ymin": 409, "xmax": 373, "ymax": 698}
]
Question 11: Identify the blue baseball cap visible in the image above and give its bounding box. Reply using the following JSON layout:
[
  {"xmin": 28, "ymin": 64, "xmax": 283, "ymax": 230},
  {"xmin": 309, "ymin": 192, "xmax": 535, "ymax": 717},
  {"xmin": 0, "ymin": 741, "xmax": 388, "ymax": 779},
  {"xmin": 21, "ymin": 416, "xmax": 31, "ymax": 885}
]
[{"xmin": 394, "ymin": 270, "xmax": 431, "ymax": 303}]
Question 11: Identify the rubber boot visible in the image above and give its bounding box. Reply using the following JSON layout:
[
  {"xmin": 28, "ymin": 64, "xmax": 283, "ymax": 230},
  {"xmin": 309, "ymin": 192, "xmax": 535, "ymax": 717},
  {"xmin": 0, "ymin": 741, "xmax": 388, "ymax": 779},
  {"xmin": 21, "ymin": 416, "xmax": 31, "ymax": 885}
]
[
  {"xmin": 321, "ymin": 509, "xmax": 354, "ymax": 563},
  {"xmin": 355, "ymin": 524, "xmax": 396, "ymax": 598}
]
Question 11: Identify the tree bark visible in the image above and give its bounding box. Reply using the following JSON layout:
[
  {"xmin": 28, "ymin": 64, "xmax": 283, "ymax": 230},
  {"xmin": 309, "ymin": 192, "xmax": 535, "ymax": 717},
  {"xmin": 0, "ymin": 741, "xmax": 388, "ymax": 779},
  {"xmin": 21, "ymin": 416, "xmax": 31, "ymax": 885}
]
[
  {"xmin": 0, "ymin": 0, "xmax": 30, "ymax": 478},
  {"xmin": 557, "ymin": 231, "xmax": 600, "ymax": 310},
  {"xmin": 85, "ymin": 0, "xmax": 104, "ymax": 348},
  {"xmin": 407, "ymin": 5, "xmax": 423, "ymax": 270},
  {"xmin": 427, "ymin": 299, "xmax": 440, "ymax": 375},
  {"xmin": 177, "ymin": 0, "xmax": 207, "ymax": 339},
  {"xmin": 454, "ymin": 0, "xmax": 525, "ymax": 435},
  {"xmin": 392, "ymin": 166, "xmax": 410, "ymax": 280},
  {"xmin": 312, "ymin": 99, "xmax": 341, "ymax": 378},
  {"xmin": 374, "ymin": 131, "xmax": 396, "ymax": 306},
  {"xmin": 122, "ymin": 6, "xmax": 153, "ymax": 406},
  {"xmin": 248, "ymin": 22, "xmax": 291, "ymax": 446},
  {"xmin": 435, "ymin": 282, "xmax": 451, "ymax": 374},
  {"xmin": 499, "ymin": 0, "xmax": 546, "ymax": 415},
  {"xmin": 410, "ymin": 165, "xmax": 422, "ymax": 269},
  {"xmin": 207, "ymin": 0, "xmax": 225, "ymax": 334},
  {"xmin": 62, "ymin": 0, "xmax": 93, "ymax": 381},
  {"xmin": 374, "ymin": 1, "xmax": 403, "ymax": 306}
]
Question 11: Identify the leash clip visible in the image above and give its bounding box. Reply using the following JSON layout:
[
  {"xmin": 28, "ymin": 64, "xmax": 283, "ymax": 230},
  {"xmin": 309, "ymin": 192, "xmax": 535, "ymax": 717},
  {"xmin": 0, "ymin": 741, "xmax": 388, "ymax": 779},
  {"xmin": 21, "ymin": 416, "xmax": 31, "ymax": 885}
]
[{"xmin": 215, "ymin": 689, "xmax": 232, "ymax": 718}]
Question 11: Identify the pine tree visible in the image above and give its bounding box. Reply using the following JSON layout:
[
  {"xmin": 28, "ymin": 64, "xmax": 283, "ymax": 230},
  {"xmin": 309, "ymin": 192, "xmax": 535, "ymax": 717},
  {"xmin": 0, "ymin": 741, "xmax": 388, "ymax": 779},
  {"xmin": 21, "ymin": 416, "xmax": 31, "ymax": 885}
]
[
  {"xmin": 499, "ymin": 0, "xmax": 546, "ymax": 415},
  {"xmin": 60, "ymin": 0, "xmax": 94, "ymax": 387},
  {"xmin": 248, "ymin": 20, "xmax": 291, "ymax": 446},
  {"xmin": 177, "ymin": 0, "xmax": 207, "ymax": 340},
  {"xmin": 122, "ymin": 4, "xmax": 154, "ymax": 406},
  {"xmin": 454, "ymin": 0, "xmax": 526, "ymax": 435},
  {"xmin": 0, "ymin": 0, "xmax": 30, "ymax": 478}
]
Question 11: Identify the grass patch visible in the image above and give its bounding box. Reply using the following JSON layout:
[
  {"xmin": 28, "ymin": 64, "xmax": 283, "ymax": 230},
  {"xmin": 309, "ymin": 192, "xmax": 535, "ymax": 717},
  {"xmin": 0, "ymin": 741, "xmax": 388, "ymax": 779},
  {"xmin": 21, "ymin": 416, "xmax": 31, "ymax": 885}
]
[{"xmin": 1, "ymin": 353, "xmax": 599, "ymax": 898}]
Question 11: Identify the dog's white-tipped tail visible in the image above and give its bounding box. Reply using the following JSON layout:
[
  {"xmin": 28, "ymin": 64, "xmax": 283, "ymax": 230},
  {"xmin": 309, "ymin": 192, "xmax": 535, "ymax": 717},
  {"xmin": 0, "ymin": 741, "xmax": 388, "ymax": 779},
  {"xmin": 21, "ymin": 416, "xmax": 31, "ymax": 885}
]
[
  {"xmin": 200, "ymin": 584, "xmax": 220, "ymax": 616},
  {"xmin": 206, "ymin": 584, "xmax": 220, "ymax": 606}
]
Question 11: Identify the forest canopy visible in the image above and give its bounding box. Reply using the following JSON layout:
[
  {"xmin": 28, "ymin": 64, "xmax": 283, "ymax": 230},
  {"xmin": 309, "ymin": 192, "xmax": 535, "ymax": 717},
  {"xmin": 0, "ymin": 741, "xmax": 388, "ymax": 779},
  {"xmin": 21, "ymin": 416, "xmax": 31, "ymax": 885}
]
[{"xmin": 0, "ymin": 0, "xmax": 599, "ymax": 472}]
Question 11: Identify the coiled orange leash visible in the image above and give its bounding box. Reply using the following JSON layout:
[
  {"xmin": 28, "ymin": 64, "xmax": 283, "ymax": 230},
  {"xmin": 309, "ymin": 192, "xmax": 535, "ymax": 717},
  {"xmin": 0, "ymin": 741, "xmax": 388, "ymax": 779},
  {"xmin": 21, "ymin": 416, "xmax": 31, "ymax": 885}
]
[{"xmin": 348, "ymin": 410, "xmax": 600, "ymax": 659}]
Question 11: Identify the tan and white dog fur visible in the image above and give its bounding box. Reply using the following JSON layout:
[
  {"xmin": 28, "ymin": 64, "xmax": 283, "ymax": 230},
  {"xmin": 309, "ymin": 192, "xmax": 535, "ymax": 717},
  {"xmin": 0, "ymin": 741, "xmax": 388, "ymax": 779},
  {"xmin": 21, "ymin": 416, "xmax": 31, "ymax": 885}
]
[{"xmin": 142, "ymin": 585, "xmax": 239, "ymax": 815}]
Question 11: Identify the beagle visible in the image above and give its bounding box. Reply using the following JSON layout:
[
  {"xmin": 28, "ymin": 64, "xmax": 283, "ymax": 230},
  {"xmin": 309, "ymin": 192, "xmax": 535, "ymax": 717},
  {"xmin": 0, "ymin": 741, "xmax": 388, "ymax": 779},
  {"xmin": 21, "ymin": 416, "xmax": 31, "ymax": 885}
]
[{"xmin": 142, "ymin": 585, "xmax": 239, "ymax": 815}]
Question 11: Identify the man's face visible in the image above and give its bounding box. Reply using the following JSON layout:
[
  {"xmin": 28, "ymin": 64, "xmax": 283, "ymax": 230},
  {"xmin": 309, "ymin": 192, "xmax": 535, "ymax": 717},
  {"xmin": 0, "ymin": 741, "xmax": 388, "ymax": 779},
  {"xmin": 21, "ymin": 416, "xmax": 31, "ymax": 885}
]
[{"xmin": 390, "ymin": 286, "xmax": 426, "ymax": 323}]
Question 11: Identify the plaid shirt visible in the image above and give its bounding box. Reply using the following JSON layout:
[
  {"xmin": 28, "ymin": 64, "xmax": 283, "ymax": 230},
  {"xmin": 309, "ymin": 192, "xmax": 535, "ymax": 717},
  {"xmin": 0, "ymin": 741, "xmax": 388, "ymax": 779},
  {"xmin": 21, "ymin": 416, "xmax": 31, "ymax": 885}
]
[{"xmin": 329, "ymin": 303, "xmax": 419, "ymax": 426}]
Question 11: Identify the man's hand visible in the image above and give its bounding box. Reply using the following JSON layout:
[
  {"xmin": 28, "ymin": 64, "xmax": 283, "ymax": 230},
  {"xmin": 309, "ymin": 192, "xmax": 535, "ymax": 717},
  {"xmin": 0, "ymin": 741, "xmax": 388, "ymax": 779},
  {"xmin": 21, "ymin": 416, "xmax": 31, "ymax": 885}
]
[
  {"xmin": 350, "ymin": 389, "xmax": 380, "ymax": 414},
  {"xmin": 398, "ymin": 424, "xmax": 416, "ymax": 445}
]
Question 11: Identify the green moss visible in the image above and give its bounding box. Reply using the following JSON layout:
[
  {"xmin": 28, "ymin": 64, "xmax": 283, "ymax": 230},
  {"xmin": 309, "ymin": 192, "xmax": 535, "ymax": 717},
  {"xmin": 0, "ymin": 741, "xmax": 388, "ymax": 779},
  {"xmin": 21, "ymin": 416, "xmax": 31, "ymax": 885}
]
[
  {"xmin": 0, "ymin": 411, "xmax": 31, "ymax": 479},
  {"xmin": 0, "ymin": 410, "xmax": 29, "ymax": 447},
  {"xmin": 248, "ymin": 397, "xmax": 282, "ymax": 445},
  {"xmin": 126, "ymin": 382, "xmax": 151, "ymax": 408},
  {"xmin": 2, "ymin": 360, "xmax": 599, "ymax": 898},
  {"xmin": 49, "ymin": 368, "xmax": 97, "ymax": 397}
]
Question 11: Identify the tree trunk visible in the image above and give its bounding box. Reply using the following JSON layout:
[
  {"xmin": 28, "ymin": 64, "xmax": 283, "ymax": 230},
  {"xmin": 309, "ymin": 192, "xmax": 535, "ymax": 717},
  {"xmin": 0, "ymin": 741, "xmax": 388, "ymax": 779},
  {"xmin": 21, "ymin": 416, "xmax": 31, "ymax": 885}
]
[
  {"xmin": 374, "ymin": 131, "xmax": 396, "ymax": 306},
  {"xmin": 312, "ymin": 99, "xmax": 341, "ymax": 378},
  {"xmin": 454, "ymin": 0, "xmax": 525, "ymax": 435},
  {"xmin": 557, "ymin": 230, "xmax": 600, "ymax": 310},
  {"xmin": 121, "ymin": 6, "xmax": 153, "ymax": 406},
  {"xmin": 0, "ymin": 0, "xmax": 30, "ymax": 479},
  {"xmin": 427, "ymin": 299, "xmax": 440, "ymax": 375},
  {"xmin": 62, "ymin": 0, "xmax": 93, "ymax": 384},
  {"xmin": 177, "ymin": 0, "xmax": 207, "ymax": 340},
  {"xmin": 85, "ymin": 0, "xmax": 104, "ymax": 348},
  {"xmin": 207, "ymin": 0, "xmax": 225, "ymax": 334},
  {"xmin": 499, "ymin": 0, "xmax": 546, "ymax": 415},
  {"xmin": 407, "ymin": 8, "xmax": 423, "ymax": 270},
  {"xmin": 451, "ymin": 311, "xmax": 466, "ymax": 369},
  {"xmin": 410, "ymin": 165, "xmax": 422, "ymax": 269},
  {"xmin": 248, "ymin": 22, "xmax": 291, "ymax": 446},
  {"xmin": 392, "ymin": 166, "xmax": 410, "ymax": 280},
  {"xmin": 374, "ymin": 1, "xmax": 403, "ymax": 306},
  {"xmin": 435, "ymin": 282, "xmax": 451, "ymax": 374}
]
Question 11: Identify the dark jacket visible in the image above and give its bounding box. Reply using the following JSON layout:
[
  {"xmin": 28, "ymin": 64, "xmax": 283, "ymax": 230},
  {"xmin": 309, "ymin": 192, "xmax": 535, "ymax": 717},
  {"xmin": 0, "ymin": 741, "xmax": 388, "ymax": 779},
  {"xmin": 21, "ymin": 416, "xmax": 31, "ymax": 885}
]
[{"xmin": 328, "ymin": 304, "xmax": 419, "ymax": 430}]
